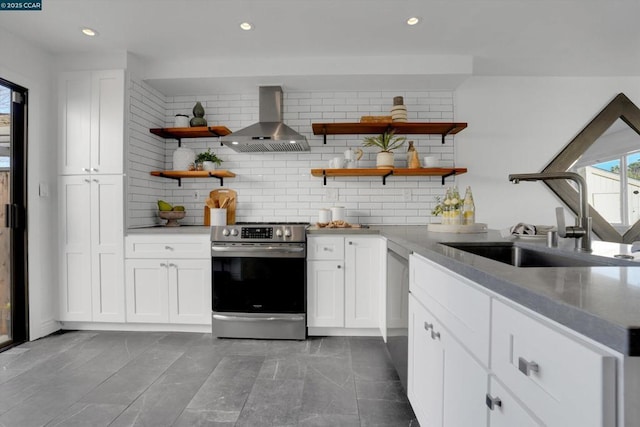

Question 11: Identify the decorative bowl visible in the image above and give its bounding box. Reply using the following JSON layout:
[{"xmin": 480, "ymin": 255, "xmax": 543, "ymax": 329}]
[{"xmin": 158, "ymin": 210, "xmax": 186, "ymax": 227}]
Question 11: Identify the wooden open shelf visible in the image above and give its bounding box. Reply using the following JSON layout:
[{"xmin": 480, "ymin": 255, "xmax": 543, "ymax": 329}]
[
  {"xmin": 150, "ymin": 170, "xmax": 236, "ymax": 187},
  {"xmin": 149, "ymin": 126, "xmax": 232, "ymax": 146},
  {"xmin": 310, "ymin": 167, "xmax": 467, "ymax": 185},
  {"xmin": 311, "ymin": 122, "xmax": 467, "ymax": 144}
]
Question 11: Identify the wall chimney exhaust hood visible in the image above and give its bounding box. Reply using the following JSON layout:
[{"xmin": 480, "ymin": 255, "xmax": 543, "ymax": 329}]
[{"xmin": 220, "ymin": 86, "xmax": 310, "ymax": 152}]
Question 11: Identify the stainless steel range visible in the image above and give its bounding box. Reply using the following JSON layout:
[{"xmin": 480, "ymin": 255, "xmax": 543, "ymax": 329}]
[{"xmin": 210, "ymin": 222, "xmax": 309, "ymax": 340}]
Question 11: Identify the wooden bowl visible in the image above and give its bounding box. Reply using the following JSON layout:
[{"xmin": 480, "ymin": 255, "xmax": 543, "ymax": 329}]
[{"xmin": 158, "ymin": 210, "xmax": 186, "ymax": 227}]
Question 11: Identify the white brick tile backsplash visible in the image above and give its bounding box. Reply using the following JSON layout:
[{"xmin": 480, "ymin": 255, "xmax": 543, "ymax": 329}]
[{"xmin": 126, "ymin": 82, "xmax": 461, "ymax": 227}]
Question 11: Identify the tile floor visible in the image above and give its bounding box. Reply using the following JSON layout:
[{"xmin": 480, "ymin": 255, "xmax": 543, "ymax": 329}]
[{"xmin": 0, "ymin": 331, "xmax": 419, "ymax": 426}]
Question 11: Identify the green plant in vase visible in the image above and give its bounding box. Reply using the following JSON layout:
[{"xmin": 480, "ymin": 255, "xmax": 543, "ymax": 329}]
[
  {"xmin": 195, "ymin": 148, "xmax": 223, "ymax": 171},
  {"xmin": 362, "ymin": 130, "xmax": 406, "ymax": 169}
]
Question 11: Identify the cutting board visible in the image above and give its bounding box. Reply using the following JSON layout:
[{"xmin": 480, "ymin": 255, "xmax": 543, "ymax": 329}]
[{"xmin": 204, "ymin": 188, "xmax": 237, "ymax": 225}]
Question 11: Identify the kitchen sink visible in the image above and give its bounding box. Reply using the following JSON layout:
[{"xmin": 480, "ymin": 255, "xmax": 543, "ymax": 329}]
[{"xmin": 441, "ymin": 242, "xmax": 638, "ymax": 268}]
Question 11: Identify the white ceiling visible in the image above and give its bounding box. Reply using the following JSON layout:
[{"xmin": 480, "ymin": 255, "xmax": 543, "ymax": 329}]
[{"xmin": 1, "ymin": 0, "xmax": 639, "ymax": 95}]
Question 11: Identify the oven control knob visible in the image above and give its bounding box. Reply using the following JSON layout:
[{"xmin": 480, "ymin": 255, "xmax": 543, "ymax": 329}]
[
  {"xmin": 276, "ymin": 229, "xmax": 283, "ymax": 238},
  {"xmin": 222, "ymin": 229, "xmax": 230, "ymax": 237},
  {"xmin": 284, "ymin": 228, "xmax": 292, "ymax": 237},
  {"xmin": 230, "ymin": 228, "xmax": 239, "ymax": 236}
]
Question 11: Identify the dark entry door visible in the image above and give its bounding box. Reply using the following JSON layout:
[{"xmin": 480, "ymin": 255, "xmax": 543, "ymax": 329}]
[{"xmin": 0, "ymin": 78, "xmax": 28, "ymax": 350}]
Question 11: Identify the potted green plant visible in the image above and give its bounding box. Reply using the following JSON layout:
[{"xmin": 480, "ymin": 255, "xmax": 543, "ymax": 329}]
[
  {"xmin": 362, "ymin": 130, "xmax": 406, "ymax": 169},
  {"xmin": 195, "ymin": 148, "xmax": 223, "ymax": 171}
]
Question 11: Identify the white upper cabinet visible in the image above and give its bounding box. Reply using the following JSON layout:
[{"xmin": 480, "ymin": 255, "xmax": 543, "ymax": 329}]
[{"xmin": 59, "ymin": 69, "xmax": 125, "ymax": 175}]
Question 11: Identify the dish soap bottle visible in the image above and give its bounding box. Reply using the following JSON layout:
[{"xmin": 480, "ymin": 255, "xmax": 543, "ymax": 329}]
[{"xmin": 463, "ymin": 186, "xmax": 475, "ymax": 225}]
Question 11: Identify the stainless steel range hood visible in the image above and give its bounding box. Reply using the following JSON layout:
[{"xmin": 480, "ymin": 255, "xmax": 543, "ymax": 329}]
[{"xmin": 220, "ymin": 86, "xmax": 310, "ymax": 152}]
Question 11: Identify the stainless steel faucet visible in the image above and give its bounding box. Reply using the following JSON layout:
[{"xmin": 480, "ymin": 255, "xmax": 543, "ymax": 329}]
[{"xmin": 508, "ymin": 172, "xmax": 592, "ymax": 252}]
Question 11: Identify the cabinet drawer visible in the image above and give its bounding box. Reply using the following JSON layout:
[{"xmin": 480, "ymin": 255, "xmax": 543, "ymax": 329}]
[
  {"xmin": 307, "ymin": 236, "xmax": 344, "ymax": 260},
  {"xmin": 491, "ymin": 299, "xmax": 616, "ymax": 427},
  {"xmin": 409, "ymin": 253, "xmax": 490, "ymax": 365},
  {"xmin": 126, "ymin": 235, "xmax": 210, "ymax": 258}
]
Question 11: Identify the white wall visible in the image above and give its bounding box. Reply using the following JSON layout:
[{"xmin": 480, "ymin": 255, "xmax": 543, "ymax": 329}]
[
  {"xmin": 456, "ymin": 77, "xmax": 640, "ymax": 231},
  {"xmin": 0, "ymin": 27, "xmax": 58, "ymax": 340},
  {"xmin": 128, "ymin": 85, "xmax": 462, "ymax": 227}
]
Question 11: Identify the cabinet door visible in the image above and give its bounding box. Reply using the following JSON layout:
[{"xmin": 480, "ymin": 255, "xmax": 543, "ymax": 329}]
[
  {"xmin": 168, "ymin": 259, "xmax": 212, "ymax": 324},
  {"xmin": 442, "ymin": 321, "xmax": 489, "ymax": 427},
  {"xmin": 408, "ymin": 294, "xmax": 444, "ymax": 427},
  {"xmin": 344, "ymin": 237, "xmax": 382, "ymax": 328},
  {"xmin": 59, "ymin": 176, "xmax": 92, "ymax": 321},
  {"xmin": 58, "ymin": 70, "xmax": 124, "ymax": 175},
  {"xmin": 125, "ymin": 259, "xmax": 169, "ymax": 323},
  {"xmin": 90, "ymin": 175, "xmax": 124, "ymax": 322},
  {"xmin": 487, "ymin": 377, "xmax": 543, "ymax": 427},
  {"xmin": 90, "ymin": 70, "xmax": 124, "ymax": 174},
  {"xmin": 59, "ymin": 72, "xmax": 92, "ymax": 175},
  {"xmin": 307, "ymin": 260, "xmax": 345, "ymax": 327}
]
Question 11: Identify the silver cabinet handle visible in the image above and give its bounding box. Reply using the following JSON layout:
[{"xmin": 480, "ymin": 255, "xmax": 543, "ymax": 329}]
[
  {"xmin": 82, "ymin": 168, "xmax": 89, "ymax": 172},
  {"xmin": 165, "ymin": 245, "xmax": 173, "ymax": 251},
  {"xmin": 92, "ymin": 179, "xmax": 99, "ymax": 183},
  {"xmin": 337, "ymin": 265, "xmax": 342, "ymax": 269},
  {"xmin": 431, "ymin": 330, "xmax": 441, "ymax": 340},
  {"xmin": 518, "ymin": 357, "xmax": 539, "ymax": 376},
  {"xmin": 160, "ymin": 263, "xmax": 167, "ymax": 267},
  {"xmin": 348, "ymin": 241, "xmax": 353, "ymax": 245},
  {"xmin": 486, "ymin": 394, "xmax": 502, "ymax": 410},
  {"xmin": 323, "ymin": 247, "xmax": 332, "ymax": 251},
  {"xmin": 168, "ymin": 263, "xmax": 176, "ymax": 268},
  {"xmin": 91, "ymin": 167, "xmax": 98, "ymax": 172},
  {"xmin": 424, "ymin": 322, "xmax": 433, "ymax": 331},
  {"xmin": 84, "ymin": 179, "xmax": 91, "ymax": 183}
]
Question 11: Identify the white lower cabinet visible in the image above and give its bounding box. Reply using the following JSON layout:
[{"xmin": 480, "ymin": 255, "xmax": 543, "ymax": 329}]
[
  {"xmin": 59, "ymin": 174, "xmax": 124, "ymax": 322},
  {"xmin": 307, "ymin": 235, "xmax": 384, "ymax": 332},
  {"xmin": 125, "ymin": 235, "xmax": 212, "ymax": 325},
  {"xmin": 408, "ymin": 255, "xmax": 489, "ymax": 427},
  {"xmin": 408, "ymin": 253, "xmax": 618, "ymax": 427}
]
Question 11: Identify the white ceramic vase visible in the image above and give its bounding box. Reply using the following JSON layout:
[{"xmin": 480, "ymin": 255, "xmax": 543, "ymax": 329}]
[
  {"xmin": 173, "ymin": 147, "xmax": 195, "ymax": 171},
  {"xmin": 376, "ymin": 151, "xmax": 394, "ymax": 169},
  {"xmin": 202, "ymin": 161, "xmax": 216, "ymax": 171}
]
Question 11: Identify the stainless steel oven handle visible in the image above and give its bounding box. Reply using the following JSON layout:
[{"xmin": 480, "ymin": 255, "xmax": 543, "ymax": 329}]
[
  {"xmin": 212, "ymin": 314, "xmax": 305, "ymax": 322},
  {"xmin": 211, "ymin": 246, "xmax": 305, "ymax": 253}
]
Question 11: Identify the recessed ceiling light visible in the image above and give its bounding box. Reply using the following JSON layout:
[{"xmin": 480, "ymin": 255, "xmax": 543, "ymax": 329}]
[
  {"xmin": 240, "ymin": 22, "xmax": 253, "ymax": 31},
  {"xmin": 81, "ymin": 27, "xmax": 98, "ymax": 37},
  {"xmin": 232, "ymin": 141, "xmax": 239, "ymax": 145},
  {"xmin": 406, "ymin": 17, "xmax": 420, "ymax": 26}
]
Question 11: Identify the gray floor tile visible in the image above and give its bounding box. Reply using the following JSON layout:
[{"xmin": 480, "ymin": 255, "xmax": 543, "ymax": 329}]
[
  {"xmin": 79, "ymin": 344, "xmax": 185, "ymax": 405},
  {"xmin": 235, "ymin": 378, "xmax": 304, "ymax": 427},
  {"xmin": 0, "ymin": 331, "xmax": 418, "ymax": 427},
  {"xmin": 355, "ymin": 380, "xmax": 408, "ymax": 402},
  {"xmin": 301, "ymin": 359, "xmax": 358, "ymax": 416},
  {"xmin": 44, "ymin": 402, "xmax": 127, "ymax": 427},
  {"xmin": 183, "ymin": 355, "xmax": 264, "ymax": 423},
  {"xmin": 109, "ymin": 344, "xmax": 222, "ymax": 427},
  {"xmin": 297, "ymin": 413, "xmax": 361, "ymax": 427},
  {"xmin": 357, "ymin": 398, "xmax": 418, "ymax": 427}
]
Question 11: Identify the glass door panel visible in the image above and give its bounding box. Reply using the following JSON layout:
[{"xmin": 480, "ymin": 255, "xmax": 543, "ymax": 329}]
[{"xmin": 0, "ymin": 85, "xmax": 11, "ymax": 345}]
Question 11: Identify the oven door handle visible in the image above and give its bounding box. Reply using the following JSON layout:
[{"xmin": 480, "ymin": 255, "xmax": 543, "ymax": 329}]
[
  {"xmin": 211, "ymin": 246, "xmax": 305, "ymax": 253},
  {"xmin": 212, "ymin": 314, "xmax": 305, "ymax": 322}
]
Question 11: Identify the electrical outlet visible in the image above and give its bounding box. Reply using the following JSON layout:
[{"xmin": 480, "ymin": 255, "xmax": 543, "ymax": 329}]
[
  {"xmin": 326, "ymin": 188, "xmax": 338, "ymax": 202},
  {"xmin": 402, "ymin": 189, "xmax": 412, "ymax": 201},
  {"xmin": 194, "ymin": 191, "xmax": 200, "ymax": 200}
]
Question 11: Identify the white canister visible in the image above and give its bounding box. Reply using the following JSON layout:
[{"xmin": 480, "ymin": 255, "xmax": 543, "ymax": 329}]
[
  {"xmin": 318, "ymin": 208, "xmax": 331, "ymax": 224},
  {"xmin": 210, "ymin": 208, "xmax": 227, "ymax": 226},
  {"xmin": 330, "ymin": 206, "xmax": 345, "ymax": 222},
  {"xmin": 173, "ymin": 147, "xmax": 196, "ymax": 171},
  {"xmin": 174, "ymin": 114, "xmax": 190, "ymax": 128}
]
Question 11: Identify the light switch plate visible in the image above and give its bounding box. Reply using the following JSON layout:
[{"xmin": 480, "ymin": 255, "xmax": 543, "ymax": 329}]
[{"xmin": 402, "ymin": 189, "xmax": 412, "ymax": 201}]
